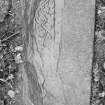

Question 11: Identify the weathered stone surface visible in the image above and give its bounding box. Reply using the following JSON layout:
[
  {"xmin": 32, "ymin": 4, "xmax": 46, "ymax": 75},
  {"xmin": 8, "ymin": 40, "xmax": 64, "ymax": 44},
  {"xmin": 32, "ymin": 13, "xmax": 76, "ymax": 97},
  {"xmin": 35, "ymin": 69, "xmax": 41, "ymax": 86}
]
[
  {"xmin": 58, "ymin": 0, "xmax": 95, "ymax": 105},
  {"xmin": 23, "ymin": 0, "xmax": 96, "ymax": 105}
]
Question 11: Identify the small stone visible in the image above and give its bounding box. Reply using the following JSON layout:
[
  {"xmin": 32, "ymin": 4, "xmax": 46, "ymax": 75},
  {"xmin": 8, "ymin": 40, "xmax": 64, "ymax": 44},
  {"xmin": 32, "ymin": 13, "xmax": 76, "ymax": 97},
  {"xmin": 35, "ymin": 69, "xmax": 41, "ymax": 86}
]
[
  {"xmin": 94, "ymin": 76, "xmax": 99, "ymax": 82},
  {"xmin": 99, "ymin": 91, "xmax": 105, "ymax": 97},
  {"xmin": 15, "ymin": 53, "xmax": 23, "ymax": 63},
  {"xmin": 8, "ymin": 90, "xmax": 15, "ymax": 98},
  {"xmin": 15, "ymin": 46, "xmax": 23, "ymax": 51},
  {"xmin": 96, "ymin": 30, "xmax": 105, "ymax": 40},
  {"xmin": 100, "ymin": 6, "xmax": 105, "ymax": 10},
  {"xmin": 98, "ymin": 9, "xmax": 102, "ymax": 14}
]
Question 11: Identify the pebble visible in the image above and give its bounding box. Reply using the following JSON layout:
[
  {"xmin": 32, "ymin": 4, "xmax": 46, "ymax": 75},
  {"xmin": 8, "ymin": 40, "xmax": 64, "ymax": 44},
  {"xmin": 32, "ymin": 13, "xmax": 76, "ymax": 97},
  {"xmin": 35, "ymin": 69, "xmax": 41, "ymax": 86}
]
[
  {"xmin": 99, "ymin": 91, "xmax": 105, "ymax": 97},
  {"xmin": 100, "ymin": 6, "xmax": 105, "ymax": 10},
  {"xmin": 8, "ymin": 90, "xmax": 15, "ymax": 98},
  {"xmin": 98, "ymin": 9, "xmax": 102, "ymax": 14},
  {"xmin": 15, "ymin": 46, "xmax": 23, "ymax": 51},
  {"xmin": 15, "ymin": 53, "xmax": 23, "ymax": 63}
]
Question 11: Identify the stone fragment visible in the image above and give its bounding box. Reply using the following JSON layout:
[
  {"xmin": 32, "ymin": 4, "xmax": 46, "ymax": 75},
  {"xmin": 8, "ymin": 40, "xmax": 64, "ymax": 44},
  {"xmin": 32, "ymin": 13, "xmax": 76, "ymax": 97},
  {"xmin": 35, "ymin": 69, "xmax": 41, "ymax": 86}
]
[
  {"xmin": 15, "ymin": 53, "xmax": 23, "ymax": 63},
  {"xmin": 98, "ymin": 9, "xmax": 102, "ymax": 14},
  {"xmin": 15, "ymin": 46, "xmax": 23, "ymax": 51},
  {"xmin": 99, "ymin": 91, "xmax": 105, "ymax": 97},
  {"xmin": 8, "ymin": 90, "xmax": 15, "ymax": 98}
]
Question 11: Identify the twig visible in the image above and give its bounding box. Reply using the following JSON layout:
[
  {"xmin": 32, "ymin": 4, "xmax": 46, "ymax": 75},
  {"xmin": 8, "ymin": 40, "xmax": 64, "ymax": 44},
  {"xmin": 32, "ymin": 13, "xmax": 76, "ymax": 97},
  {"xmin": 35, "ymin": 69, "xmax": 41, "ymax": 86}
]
[
  {"xmin": 2, "ymin": 31, "xmax": 20, "ymax": 42},
  {"xmin": 0, "ymin": 79, "xmax": 6, "ymax": 82}
]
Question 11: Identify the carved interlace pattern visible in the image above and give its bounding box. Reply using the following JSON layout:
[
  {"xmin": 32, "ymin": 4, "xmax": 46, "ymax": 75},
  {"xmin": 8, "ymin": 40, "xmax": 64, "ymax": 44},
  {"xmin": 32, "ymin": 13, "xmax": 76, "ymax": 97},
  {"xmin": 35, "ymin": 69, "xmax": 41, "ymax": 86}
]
[{"xmin": 34, "ymin": 0, "xmax": 55, "ymax": 51}]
